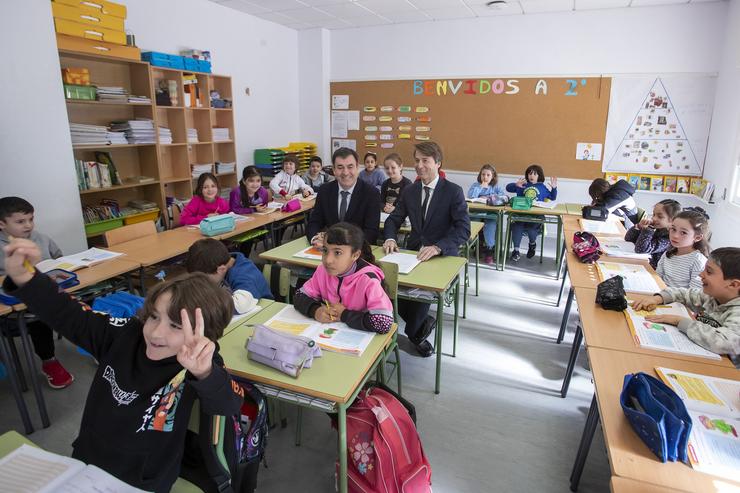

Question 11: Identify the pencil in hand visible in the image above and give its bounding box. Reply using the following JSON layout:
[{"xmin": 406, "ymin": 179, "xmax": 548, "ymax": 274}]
[
  {"xmin": 324, "ymin": 300, "xmax": 334, "ymax": 322},
  {"xmin": 7, "ymin": 235, "xmax": 35, "ymax": 274}
]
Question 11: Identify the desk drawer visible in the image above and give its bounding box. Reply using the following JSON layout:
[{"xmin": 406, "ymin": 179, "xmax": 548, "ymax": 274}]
[
  {"xmin": 52, "ymin": 2, "xmax": 124, "ymax": 31},
  {"xmin": 56, "ymin": 34, "xmax": 141, "ymax": 61},
  {"xmin": 54, "ymin": 18, "xmax": 126, "ymax": 45},
  {"xmin": 53, "ymin": 0, "xmax": 127, "ymax": 19}
]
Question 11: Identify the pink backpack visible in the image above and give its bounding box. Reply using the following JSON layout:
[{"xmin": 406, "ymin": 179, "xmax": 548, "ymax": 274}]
[
  {"xmin": 572, "ymin": 231, "xmax": 602, "ymax": 263},
  {"xmin": 338, "ymin": 386, "xmax": 432, "ymax": 493}
]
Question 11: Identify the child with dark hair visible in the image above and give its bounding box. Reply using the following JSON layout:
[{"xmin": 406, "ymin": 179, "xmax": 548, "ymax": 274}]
[
  {"xmin": 302, "ymin": 156, "xmax": 333, "ymax": 191},
  {"xmin": 588, "ymin": 177, "xmax": 642, "ymax": 224},
  {"xmin": 624, "ymin": 199, "xmax": 681, "ymax": 268},
  {"xmin": 0, "ymin": 196, "xmax": 73, "ymax": 388},
  {"xmin": 180, "ymin": 173, "xmax": 229, "ymax": 225},
  {"xmin": 633, "ymin": 247, "xmax": 740, "ymax": 358},
  {"xmin": 185, "ymin": 238, "xmax": 272, "ymax": 308},
  {"xmin": 2, "ymin": 239, "xmax": 243, "ymax": 492},
  {"xmin": 294, "ymin": 222, "xmax": 394, "ymax": 334},
  {"xmin": 230, "ymin": 166, "xmax": 271, "ymax": 214},
  {"xmin": 270, "ymin": 155, "xmax": 313, "ymax": 198},
  {"xmin": 657, "ymin": 207, "xmax": 710, "ymax": 289},
  {"xmin": 505, "ymin": 164, "xmax": 558, "ymax": 261},
  {"xmin": 358, "ymin": 152, "xmax": 387, "ymax": 191}
]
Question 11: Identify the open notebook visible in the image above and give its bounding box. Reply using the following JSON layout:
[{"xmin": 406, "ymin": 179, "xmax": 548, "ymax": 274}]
[
  {"xmin": 596, "ymin": 261, "xmax": 660, "ymax": 294},
  {"xmin": 655, "ymin": 367, "xmax": 740, "ymax": 481},
  {"xmin": 36, "ymin": 248, "xmax": 123, "ymax": 273},
  {"xmin": 0, "ymin": 444, "xmax": 146, "ymax": 493}
]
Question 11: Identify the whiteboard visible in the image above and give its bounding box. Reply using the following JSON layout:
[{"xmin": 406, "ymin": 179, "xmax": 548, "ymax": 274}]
[{"xmin": 603, "ymin": 76, "xmax": 715, "ymax": 176}]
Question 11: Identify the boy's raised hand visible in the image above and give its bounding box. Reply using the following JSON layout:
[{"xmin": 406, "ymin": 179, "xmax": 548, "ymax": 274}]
[
  {"xmin": 177, "ymin": 308, "xmax": 215, "ymax": 380},
  {"xmin": 3, "ymin": 238, "xmax": 41, "ymax": 286}
]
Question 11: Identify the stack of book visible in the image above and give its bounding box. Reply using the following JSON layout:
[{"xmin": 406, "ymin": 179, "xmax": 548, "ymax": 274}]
[
  {"xmin": 128, "ymin": 94, "xmax": 151, "ymax": 104},
  {"xmin": 106, "ymin": 129, "xmax": 128, "ymax": 145},
  {"xmin": 212, "ymin": 127, "xmax": 230, "ymax": 142},
  {"xmin": 187, "ymin": 128, "xmax": 199, "ymax": 143},
  {"xmin": 110, "ymin": 119, "xmax": 157, "ymax": 144},
  {"xmin": 191, "ymin": 163, "xmax": 213, "ymax": 178},
  {"xmin": 158, "ymin": 126, "xmax": 173, "ymax": 144},
  {"xmin": 82, "ymin": 200, "xmax": 122, "ymax": 224},
  {"xmin": 70, "ymin": 123, "xmax": 108, "ymax": 145},
  {"xmin": 216, "ymin": 161, "xmax": 236, "ymax": 174},
  {"xmin": 96, "ymin": 86, "xmax": 128, "ymax": 102}
]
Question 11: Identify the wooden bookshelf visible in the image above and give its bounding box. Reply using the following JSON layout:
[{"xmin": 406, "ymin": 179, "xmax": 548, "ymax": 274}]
[{"xmin": 57, "ymin": 47, "xmax": 238, "ymax": 239}]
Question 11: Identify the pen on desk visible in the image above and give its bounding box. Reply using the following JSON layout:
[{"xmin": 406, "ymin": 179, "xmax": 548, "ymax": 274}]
[
  {"xmin": 325, "ymin": 300, "xmax": 334, "ymax": 321},
  {"xmin": 7, "ymin": 235, "xmax": 35, "ymax": 274}
]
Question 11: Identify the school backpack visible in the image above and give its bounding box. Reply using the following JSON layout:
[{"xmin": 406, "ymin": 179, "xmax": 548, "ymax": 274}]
[
  {"xmin": 181, "ymin": 376, "xmax": 268, "ymax": 493},
  {"xmin": 572, "ymin": 231, "xmax": 602, "ymax": 264},
  {"xmin": 338, "ymin": 383, "xmax": 431, "ymax": 493}
]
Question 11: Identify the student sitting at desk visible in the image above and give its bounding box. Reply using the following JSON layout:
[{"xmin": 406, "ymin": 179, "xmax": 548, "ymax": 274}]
[
  {"xmin": 381, "ymin": 153, "xmax": 412, "ymax": 214},
  {"xmin": 185, "ymin": 238, "xmax": 273, "ymax": 311},
  {"xmin": 230, "ymin": 165, "xmax": 271, "ymax": 215},
  {"xmin": 358, "ymin": 152, "xmax": 387, "ymax": 191},
  {"xmin": 656, "ymin": 208, "xmax": 710, "ymax": 289},
  {"xmin": 2, "ymin": 239, "xmax": 243, "ymax": 493},
  {"xmin": 506, "ymin": 164, "xmax": 558, "ymax": 262},
  {"xmin": 588, "ymin": 177, "xmax": 643, "ymax": 225},
  {"xmin": 302, "ymin": 155, "xmax": 334, "ymax": 192},
  {"xmin": 0, "ymin": 196, "xmax": 73, "ymax": 389},
  {"xmin": 270, "ymin": 155, "xmax": 313, "ymax": 199},
  {"xmin": 468, "ymin": 164, "xmax": 506, "ymax": 265},
  {"xmin": 180, "ymin": 173, "xmax": 229, "ymax": 225},
  {"xmin": 633, "ymin": 247, "xmax": 740, "ymax": 360},
  {"xmin": 295, "ymin": 222, "xmax": 393, "ymax": 334},
  {"xmin": 307, "ymin": 147, "xmax": 381, "ymax": 248},
  {"xmin": 383, "ymin": 141, "xmax": 470, "ymax": 357},
  {"xmin": 624, "ymin": 199, "xmax": 681, "ymax": 268}
]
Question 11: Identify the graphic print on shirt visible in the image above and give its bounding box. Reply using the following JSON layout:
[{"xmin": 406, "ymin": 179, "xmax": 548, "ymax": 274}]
[
  {"xmin": 102, "ymin": 365, "xmax": 139, "ymax": 406},
  {"xmin": 523, "ymin": 186, "xmax": 540, "ymax": 201},
  {"xmin": 137, "ymin": 370, "xmax": 186, "ymax": 433}
]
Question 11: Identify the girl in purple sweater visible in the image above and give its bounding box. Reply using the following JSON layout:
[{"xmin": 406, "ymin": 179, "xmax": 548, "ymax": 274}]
[
  {"xmin": 230, "ymin": 166, "xmax": 271, "ymax": 214},
  {"xmin": 180, "ymin": 173, "xmax": 229, "ymax": 225},
  {"xmin": 624, "ymin": 199, "xmax": 681, "ymax": 268}
]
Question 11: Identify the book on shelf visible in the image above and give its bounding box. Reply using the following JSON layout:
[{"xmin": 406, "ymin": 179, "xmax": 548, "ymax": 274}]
[
  {"xmin": 212, "ymin": 128, "xmax": 230, "ymax": 142},
  {"xmin": 94, "ymin": 152, "xmax": 122, "ymax": 186},
  {"xmin": 0, "ymin": 444, "xmax": 146, "ymax": 493}
]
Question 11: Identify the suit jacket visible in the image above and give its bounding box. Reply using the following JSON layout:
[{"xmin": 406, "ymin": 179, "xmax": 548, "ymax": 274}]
[
  {"xmin": 384, "ymin": 178, "xmax": 470, "ymax": 256},
  {"xmin": 307, "ymin": 179, "xmax": 381, "ymax": 244}
]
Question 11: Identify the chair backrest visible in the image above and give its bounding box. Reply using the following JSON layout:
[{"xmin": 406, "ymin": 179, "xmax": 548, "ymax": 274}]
[
  {"xmin": 262, "ymin": 264, "xmax": 291, "ymax": 303},
  {"xmin": 104, "ymin": 221, "xmax": 157, "ymax": 246},
  {"xmin": 378, "ymin": 260, "xmax": 399, "ymax": 321}
]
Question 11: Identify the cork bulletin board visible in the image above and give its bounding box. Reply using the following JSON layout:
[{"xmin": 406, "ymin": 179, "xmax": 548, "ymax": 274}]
[{"xmin": 330, "ymin": 77, "xmax": 612, "ymax": 180}]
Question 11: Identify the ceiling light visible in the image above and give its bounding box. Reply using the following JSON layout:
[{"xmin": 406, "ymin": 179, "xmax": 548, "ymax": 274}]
[{"xmin": 486, "ymin": 1, "xmax": 508, "ymax": 10}]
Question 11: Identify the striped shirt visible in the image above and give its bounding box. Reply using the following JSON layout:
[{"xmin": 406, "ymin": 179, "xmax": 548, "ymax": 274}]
[{"xmin": 656, "ymin": 250, "xmax": 707, "ymax": 289}]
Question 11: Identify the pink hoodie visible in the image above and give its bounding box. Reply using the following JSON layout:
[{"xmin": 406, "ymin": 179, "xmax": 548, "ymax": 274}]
[{"xmin": 179, "ymin": 195, "xmax": 230, "ymax": 225}]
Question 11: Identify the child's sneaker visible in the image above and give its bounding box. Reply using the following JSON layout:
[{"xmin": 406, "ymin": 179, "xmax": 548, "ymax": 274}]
[
  {"xmin": 484, "ymin": 253, "xmax": 494, "ymax": 265},
  {"xmin": 41, "ymin": 359, "xmax": 74, "ymax": 389},
  {"xmin": 511, "ymin": 250, "xmax": 521, "ymax": 262},
  {"xmin": 526, "ymin": 242, "xmax": 537, "ymax": 259}
]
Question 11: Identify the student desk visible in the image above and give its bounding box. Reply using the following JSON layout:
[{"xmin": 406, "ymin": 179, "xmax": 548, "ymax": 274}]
[
  {"xmin": 218, "ymin": 302, "xmax": 396, "ymax": 493},
  {"xmin": 259, "ymin": 238, "xmax": 467, "ymax": 394},
  {"xmin": 467, "ymin": 202, "xmax": 506, "ymax": 269},
  {"xmin": 221, "ymin": 299, "xmax": 276, "ymax": 337},
  {"xmin": 570, "ymin": 348, "xmax": 740, "ymax": 493},
  {"xmin": 266, "ymin": 198, "xmax": 315, "ymax": 246},
  {"xmin": 212, "ymin": 213, "xmax": 275, "ymax": 241},
  {"xmin": 564, "ymin": 203, "xmax": 587, "ymax": 216},
  {"xmin": 563, "ymin": 215, "xmax": 628, "ymax": 238},
  {"xmin": 501, "ymin": 203, "xmax": 570, "ymax": 277},
  {"xmin": 610, "ymin": 477, "xmax": 686, "ymax": 493}
]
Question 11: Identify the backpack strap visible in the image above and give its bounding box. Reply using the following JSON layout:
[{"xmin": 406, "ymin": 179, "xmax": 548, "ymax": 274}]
[{"xmin": 198, "ymin": 412, "xmax": 235, "ymax": 493}]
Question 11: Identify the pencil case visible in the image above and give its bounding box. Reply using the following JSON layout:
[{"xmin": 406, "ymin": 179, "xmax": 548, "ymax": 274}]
[
  {"xmin": 199, "ymin": 214, "xmax": 235, "ymax": 236},
  {"xmin": 281, "ymin": 198, "xmax": 301, "ymax": 213},
  {"xmin": 510, "ymin": 197, "xmax": 532, "ymax": 210},
  {"xmin": 0, "ymin": 269, "xmax": 79, "ymax": 305},
  {"xmin": 620, "ymin": 372, "xmax": 692, "ymax": 463},
  {"xmin": 246, "ymin": 324, "xmax": 322, "ymax": 378}
]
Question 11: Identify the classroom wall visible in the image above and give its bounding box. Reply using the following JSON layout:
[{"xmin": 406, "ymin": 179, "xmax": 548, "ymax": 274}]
[
  {"xmin": 702, "ymin": 0, "xmax": 740, "ymax": 248},
  {"xmin": 0, "ymin": 0, "xmax": 300, "ymax": 253},
  {"xmin": 298, "ymin": 29, "xmax": 331, "ymax": 161},
  {"xmin": 316, "ymin": 2, "xmax": 729, "ymax": 215}
]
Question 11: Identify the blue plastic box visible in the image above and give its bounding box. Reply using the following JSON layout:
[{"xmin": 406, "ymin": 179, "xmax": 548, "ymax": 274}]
[
  {"xmin": 183, "ymin": 57, "xmax": 200, "ymax": 71},
  {"xmin": 197, "ymin": 60, "xmax": 212, "ymax": 73},
  {"xmin": 142, "ymin": 51, "xmax": 185, "ymax": 70}
]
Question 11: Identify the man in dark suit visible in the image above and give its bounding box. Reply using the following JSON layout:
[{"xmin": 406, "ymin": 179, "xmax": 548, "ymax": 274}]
[
  {"xmin": 307, "ymin": 147, "xmax": 381, "ymax": 247},
  {"xmin": 383, "ymin": 141, "xmax": 470, "ymax": 357}
]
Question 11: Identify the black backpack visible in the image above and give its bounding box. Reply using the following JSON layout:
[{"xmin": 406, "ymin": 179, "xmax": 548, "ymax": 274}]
[{"xmin": 181, "ymin": 378, "xmax": 268, "ymax": 493}]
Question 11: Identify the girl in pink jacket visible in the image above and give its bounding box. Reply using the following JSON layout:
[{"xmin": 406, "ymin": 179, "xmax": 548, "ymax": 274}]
[
  {"xmin": 180, "ymin": 173, "xmax": 229, "ymax": 225},
  {"xmin": 294, "ymin": 222, "xmax": 394, "ymax": 334}
]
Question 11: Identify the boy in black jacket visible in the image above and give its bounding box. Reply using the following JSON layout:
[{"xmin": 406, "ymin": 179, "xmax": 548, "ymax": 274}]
[
  {"xmin": 588, "ymin": 178, "xmax": 644, "ymax": 225},
  {"xmin": 3, "ymin": 238, "xmax": 243, "ymax": 493}
]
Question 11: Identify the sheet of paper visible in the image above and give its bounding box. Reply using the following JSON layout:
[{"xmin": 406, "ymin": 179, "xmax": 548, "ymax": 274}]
[
  {"xmin": 347, "ymin": 110, "xmax": 360, "ymax": 130},
  {"xmin": 579, "ymin": 218, "xmax": 621, "ymax": 235},
  {"xmin": 532, "ymin": 200, "xmax": 557, "ymax": 209},
  {"xmin": 224, "ymin": 212, "xmax": 253, "ymax": 223},
  {"xmin": 293, "ymin": 246, "xmax": 324, "ymax": 261},
  {"xmin": 596, "ymin": 261, "xmax": 660, "ymax": 294},
  {"xmin": 380, "ymin": 252, "xmax": 421, "ymax": 274},
  {"xmin": 576, "ymin": 142, "xmax": 602, "ymax": 161},
  {"xmin": 625, "ymin": 305, "xmax": 721, "ymax": 359},
  {"xmin": 656, "ymin": 367, "xmax": 740, "ymax": 416},
  {"xmin": 331, "ymin": 110, "xmax": 348, "ymax": 138},
  {"xmin": 598, "ymin": 238, "xmax": 651, "ymax": 260},
  {"xmin": 332, "ymin": 94, "xmax": 349, "ymax": 110},
  {"xmin": 332, "ymin": 138, "xmax": 356, "ymax": 151},
  {"xmin": 685, "ymin": 410, "xmax": 740, "ymax": 482},
  {"xmin": 465, "ymin": 197, "xmax": 487, "ymax": 204},
  {"xmin": 0, "ymin": 444, "xmax": 84, "ymax": 493},
  {"xmin": 58, "ymin": 465, "xmax": 148, "ymax": 493}
]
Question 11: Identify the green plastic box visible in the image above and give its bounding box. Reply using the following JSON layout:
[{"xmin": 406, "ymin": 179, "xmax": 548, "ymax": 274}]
[
  {"xmin": 64, "ymin": 84, "xmax": 97, "ymax": 101},
  {"xmin": 84, "ymin": 218, "xmax": 123, "ymax": 237}
]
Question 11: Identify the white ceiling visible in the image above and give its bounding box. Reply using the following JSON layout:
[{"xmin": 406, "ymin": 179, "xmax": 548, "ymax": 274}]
[{"xmin": 209, "ymin": 0, "xmax": 722, "ymax": 30}]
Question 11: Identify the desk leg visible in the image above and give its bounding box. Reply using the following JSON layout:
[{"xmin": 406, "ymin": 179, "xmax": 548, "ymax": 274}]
[
  {"xmin": 557, "ymin": 287, "xmax": 575, "ymax": 344},
  {"xmin": 0, "ymin": 333, "xmax": 34, "ymax": 434},
  {"xmin": 338, "ymin": 403, "xmax": 348, "ymax": 493},
  {"xmin": 452, "ymin": 278, "xmax": 460, "ymax": 358},
  {"xmin": 138, "ymin": 265, "xmax": 146, "ymax": 295},
  {"xmin": 569, "ymin": 393, "xmax": 600, "ymax": 492},
  {"xmin": 18, "ymin": 316, "xmax": 50, "ymax": 428},
  {"xmin": 434, "ymin": 295, "xmax": 444, "ymax": 395},
  {"xmin": 555, "ymin": 217, "xmax": 563, "ymax": 280},
  {"xmin": 560, "ymin": 324, "xmax": 583, "ymax": 399},
  {"xmin": 462, "ymin": 242, "xmax": 469, "ymax": 319},
  {"xmin": 556, "ymin": 263, "xmax": 569, "ymax": 307},
  {"xmin": 475, "ymin": 236, "xmax": 480, "ymax": 294}
]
